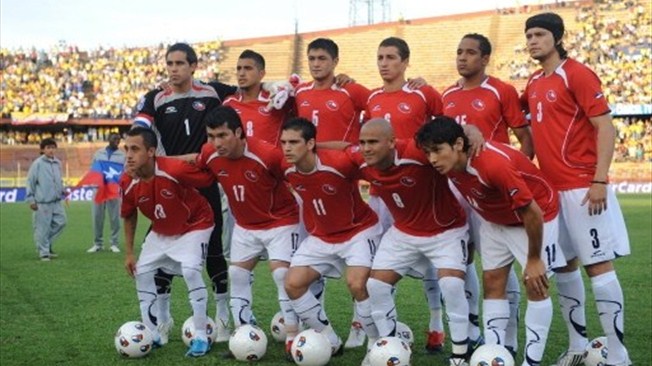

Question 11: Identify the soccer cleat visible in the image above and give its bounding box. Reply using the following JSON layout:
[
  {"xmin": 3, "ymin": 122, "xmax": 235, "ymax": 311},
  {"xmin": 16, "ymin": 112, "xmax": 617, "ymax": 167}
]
[
  {"xmin": 49, "ymin": 251, "xmax": 58, "ymax": 258},
  {"xmin": 152, "ymin": 334, "xmax": 164, "ymax": 349},
  {"xmin": 361, "ymin": 350, "xmax": 372, "ymax": 366},
  {"xmin": 344, "ymin": 321, "xmax": 366, "ymax": 348},
  {"xmin": 186, "ymin": 338, "xmax": 210, "ymax": 357},
  {"xmin": 285, "ymin": 340, "xmax": 294, "ymax": 362},
  {"xmin": 331, "ymin": 336, "xmax": 344, "ymax": 357},
  {"xmin": 468, "ymin": 334, "xmax": 485, "ymax": 354},
  {"xmin": 449, "ymin": 356, "xmax": 469, "ymax": 366},
  {"xmin": 214, "ymin": 318, "xmax": 231, "ymax": 342},
  {"xmin": 86, "ymin": 245, "xmax": 102, "ymax": 253},
  {"xmin": 552, "ymin": 350, "xmax": 586, "ymax": 366},
  {"xmin": 110, "ymin": 245, "xmax": 121, "ymax": 253},
  {"xmin": 425, "ymin": 330, "xmax": 446, "ymax": 353},
  {"xmin": 40, "ymin": 256, "xmax": 51, "ymax": 262},
  {"xmin": 157, "ymin": 318, "xmax": 174, "ymax": 345}
]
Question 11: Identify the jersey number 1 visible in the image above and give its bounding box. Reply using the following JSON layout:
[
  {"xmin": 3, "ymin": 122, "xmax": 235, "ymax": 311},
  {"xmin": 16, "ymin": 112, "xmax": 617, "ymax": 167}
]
[{"xmin": 184, "ymin": 118, "xmax": 191, "ymax": 135}]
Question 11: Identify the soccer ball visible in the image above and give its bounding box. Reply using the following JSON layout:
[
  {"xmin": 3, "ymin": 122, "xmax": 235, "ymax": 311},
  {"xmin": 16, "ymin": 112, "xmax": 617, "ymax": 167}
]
[
  {"xmin": 469, "ymin": 344, "xmax": 515, "ymax": 366},
  {"xmin": 583, "ymin": 336, "xmax": 608, "ymax": 366},
  {"xmin": 114, "ymin": 321, "xmax": 154, "ymax": 358},
  {"xmin": 181, "ymin": 316, "xmax": 217, "ymax": 346},
  {"xmin": 367, "ymin": 336, "xmax": 412, "ymax": 366},
  {"xmin": 395, "ymin": 321, "xmax": 414, "ymax": 348},
  {"xmin": 270, "ymin": 311, "xmax": 287, "ymax": 342},
  {"xmin": 228, "ymin": 324, "xmax": 268, "ymax": 361},
  {"xmin": 290, "ymin": 329, "xmax": 332, "ymax": 366}
]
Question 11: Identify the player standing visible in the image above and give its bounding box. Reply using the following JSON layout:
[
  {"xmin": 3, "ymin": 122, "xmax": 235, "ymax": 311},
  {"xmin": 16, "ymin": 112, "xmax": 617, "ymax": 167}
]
[
  {"xmin": 121, "ymin": 127, "xmax": 214, "ymax": 357},
  {"xmin": 522, "ymin": 13, "xmax": 631, "ymax": 366}
]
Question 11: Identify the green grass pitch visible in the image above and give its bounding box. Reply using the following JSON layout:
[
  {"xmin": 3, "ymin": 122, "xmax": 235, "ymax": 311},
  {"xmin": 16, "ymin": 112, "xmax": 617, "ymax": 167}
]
[{"xmin": 1, "ymin": 195, "xmax": 650, "ymax": 365}]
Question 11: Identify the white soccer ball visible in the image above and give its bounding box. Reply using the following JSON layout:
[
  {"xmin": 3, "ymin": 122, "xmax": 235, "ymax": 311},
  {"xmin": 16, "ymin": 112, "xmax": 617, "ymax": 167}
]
[
  {"xmin": 228, "ymin": 324, "xmax": 268, "ymax": 361},
  {"xmin": 114, "ymin": 321, "xmax": 154, "ymax": 358},
  {"xmin": 181, "ymin": 316, "xmax": 217, "ymax": 346},
  {"xmin": 395, "ymin": 321, "xmax": 414, "ymax": 348},
  {"xmin": 469, "ymin": 344, "xmax": 515, "ymax": 366},
  {"xmin": 583, "ymin": 336, "xmax": 608, "ymax": 366},
  {"xmin": 290, "ymin": 329, "xmax": 332, "ymax": 366},
  {"xmin": 270, "ymin": 311, "xmax": 287, "ymax": 342},
  {"xmin": 367, "ymin": 336, "xmax": 412, "ymax": 366}
]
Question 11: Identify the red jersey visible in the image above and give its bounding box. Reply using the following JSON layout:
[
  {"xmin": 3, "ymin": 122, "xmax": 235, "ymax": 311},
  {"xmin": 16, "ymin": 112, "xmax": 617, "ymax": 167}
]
[
  {"xmin": 120, "ymin": 157, "xmax": 214, "ymax": 236},
  {"xmin": 282, "ymin": 150, "xmax": 378, "ymax": 243},
  {"xmin": 366, "ymin": 84, "xmax": 443, "ymax": 139},
  {"xmin": 197, "ymin": 140, "xmax": 299, "ymax": 230},
  {"xmin": 442, "ymin": 76, "xmax": 527, "ymax": 144},
  {"xmin": 522, "ymin": 58, "xmax": 611, "ymax": 190},
  {"xmin": 224, "ymin": 90, "xmax": 289, "ymax": 145},
  {"xmin": 294, "ymin": 81, "xmax": 370, "ymax": 143},
  {"xmin": 447, "ymin": 142, "xmax": 559, "ymax": 226},
  {"xmin": 347, "ymin": 140, "xmax": 466, "ymax": 237}
]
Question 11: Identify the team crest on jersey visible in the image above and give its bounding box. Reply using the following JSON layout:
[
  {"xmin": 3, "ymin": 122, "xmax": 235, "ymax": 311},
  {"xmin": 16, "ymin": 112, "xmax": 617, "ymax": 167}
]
[
  {"xmin": 192, "ymin": 101, "xmax": 206, "ymax": 111},
  {"xmin": 136, "ymin": 97, "xmax": 146, "ymax": 112},
  {"xmin": 445, "ymin": 102, "xmax": 455, "ymax": 109},
  {"xmin": 258, "ymin": 106, "xmax": 271, "ymax": 116},
  {"xmin": 244, "ymin": 170, "xmax": 259, "ymax": 182},
  {"xmin": 398, "ymin": 103, "xmax": 412, "ymax": 114},
  {"xmin": 325, "ymin": 100, "xmax": 339, "ymax": 111},
  {"xmin": 165, "ymin": 106, "xmax": 178, "ymax": 114},
  {"xmin": 470, "ymin": 188, "xmax": 486, "ymax": 198},
  {"xmin": 471, "ymin": 99, "xmax": 486, "ymax": 111},
  {"xmin": 546, "ymin": 90, "xmax": 557, "ymax": 102},
  {"xmin": 322, "ymin": 184, "xmax": 337, "ymax": 195},
  {"xmin": 161, "ymin": 189, "xmax": 175, "ymax": 199},
  {"xmin": 400, "ymin": 176, "xmax": 416, "ymax": 187}
]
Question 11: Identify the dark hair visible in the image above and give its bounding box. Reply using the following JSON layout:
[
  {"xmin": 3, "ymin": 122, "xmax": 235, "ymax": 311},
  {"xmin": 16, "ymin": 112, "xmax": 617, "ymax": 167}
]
[
  {"xmin": 282, "ymin": 117, "xmax": 317, "ymax": 142},
  {"xmin": 166, "ymin": 42, "xmax": 198, "ymax": 65},
  {"xmin": 239, "ymin": 49, "xmax": 265, "ymax": 70},
  {"xmin": 462, "ymin": 33, "xmax": 492, "ymax": 56},
  {"xmin": 307, "ymin": 38, "xmax": 339, "ymax": 59},
  {"xmin": 379, "ymin": 37, "xmax": 410, "ymax": 60},
  {"xmin": 126, "ymin": 127, "xmax": 158, "ymax": 150},
  {"xmin": 415, "ymin": 116, "xmax": 469, "ymax": 153},
  {"xmin": 204, "ymin": 106, "xmax": 244, "ymax": 138},
  {"xmin": 525, "ymin": 12, "xmax": 568, "ymax": 59},
  {"xmin": 39, "ymin": 138, "xmax": 57, "ymax": 150}
]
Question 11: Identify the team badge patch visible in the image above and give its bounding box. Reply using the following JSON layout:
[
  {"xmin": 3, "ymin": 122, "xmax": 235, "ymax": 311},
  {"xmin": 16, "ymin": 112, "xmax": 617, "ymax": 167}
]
[
  {"xmin": 326, "ymin": 100, "xmax": 339, "ymax": 111},
  {"xmin": 244, "ymin": 170, "xmax": 259, "ymax": 182},
  {"xmin": 161, "ymin": 189, "xmax": 175, "ymax": 199},
  {"xmin": 398, "ymin": 102, "xmax": 412, "ymax": 114},
  {"xmin": 546, "ymin": 90, "xmax": 557, "ymax": 102},
  {"xmin": 400, "ymin": 176, "xmax": 416, "ymax": 187},
  {"xmin": 258, "ymin": 106, "xmax": 271, "ymax": 116},
  {"xmin": 321, "ymin": 184, "xmax": 337, "ymax": 195},
  {"xmin": 471, "ymin": 99, "xmax": 486, "ymax": 111},
  {"xmin": 192, "ymin": 101, "xmax": 206, "ymax": 111}
]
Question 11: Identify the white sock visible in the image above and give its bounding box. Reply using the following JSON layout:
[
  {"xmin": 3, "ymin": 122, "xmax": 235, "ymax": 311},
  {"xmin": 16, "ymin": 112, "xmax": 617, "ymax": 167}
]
[
  {"xmin": 367, "ymin": 278, "xmax": 397, "ymax": 337},
  {"xmin": 272, "ymin": 267, "xmax": 298, "ymax": 328},
  {"xmin": 556, "ymin": 269, "xmax": 588, "ymax": 351},
  {"xmin": 465, "ymin": 263, "xmax": 481, "ymax": 340},
  {"xmin": 157, "ymin": 293, "xmax": 171, "ymax": 325},
  {"xmin": 291, "ymin": 289, "xmax": 329, "ymax": 332},
  {"xmin": 506, "ymin": 268, "xmax": 521, "ymax": 351},
  {"xmin": 350, "ymin": 300, "xmax": 361, "ymax": 327},
  {"xmin": 215, "ymin": 292, "xmax": 229, "ymax": 326},
  {"xmin": 423, "ymin": 266, "xmax": 444, "ymax": 332},
  {"xmin": 229, "ymin": 266, "xmax": 253, "ymax": 327},
  {"xmin": 135, "ymin": 272, "xmax": 160, "ymax": 339},
  {"xmin": 183, "ymin": 266, "xmax": 208, "ymax": 341},
  {"xmin": 355, "ymin": 298, "xmax": 379, "ymax": 339},
  {"xmin": 523, "ymin": 298, "xmax": 552, "ymax": 365},
  {"xmin": 439, "ymin": 276, "xmax": 469, "ymax": 356},
  {"xmin": 592, "ymin": 271, "xmax": 628, "ymax": 365},
  {"xmin": 309, "ymin": 277, "xmax": 326, "ymax": 306},
  {"xmin": 483, "ymin": 298, "xmax": 510, "ymax": 345}
]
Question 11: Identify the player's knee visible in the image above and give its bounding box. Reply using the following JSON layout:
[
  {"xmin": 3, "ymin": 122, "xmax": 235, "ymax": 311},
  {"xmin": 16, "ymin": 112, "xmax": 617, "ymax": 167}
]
[
  {"xmin": 284, "ymin": 272, "xmax": 309, "ymax": 300},
  {"xmin": 347, "ymin": 278, "xmax": 368, "ymax": 300}
]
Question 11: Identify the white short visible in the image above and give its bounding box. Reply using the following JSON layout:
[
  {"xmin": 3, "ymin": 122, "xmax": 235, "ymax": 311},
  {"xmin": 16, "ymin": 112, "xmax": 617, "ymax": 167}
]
[
  {"xmin": 290, "ymin": 223, "xmax": 383, "ymax": 278},
  {"xmin": 372, "ymin": 225, "xmax": 469, "ymax": 277},
  {"xmin": 479, "ymin": 215, "xmax": 566, "ymax": 273},
  {"xmin": 137, "ymin": 226, "xmax": 213, "ymax": 275},
  {"xmin": 368, "ymin": 195, "xmax": 394, "ymax": 233},
  {"xmin": 230, "ymin": 224, "xmax": 301, "ymax": 263},
  {"xmin": 449, "ymin": 181, "xmax": 482, "ymax": 250},
  {"xmin": 558, "ymin": 187, "xmax": 630, "ymax": 265}
]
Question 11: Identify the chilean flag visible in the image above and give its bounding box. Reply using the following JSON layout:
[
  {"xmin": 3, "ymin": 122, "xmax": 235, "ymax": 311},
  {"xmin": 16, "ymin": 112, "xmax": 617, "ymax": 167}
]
[{"xmin": 73, "ymin": 160, "xmax": 124, "ymax": 203}]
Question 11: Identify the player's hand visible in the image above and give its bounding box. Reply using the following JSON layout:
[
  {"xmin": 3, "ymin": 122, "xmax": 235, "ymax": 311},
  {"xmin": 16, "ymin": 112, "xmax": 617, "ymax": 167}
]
[
  {"xmin": 464, "ymin": 124, "xmax": 486, "ymax": 157},
  {"xmin": 158, "ymin": 81, "xmax": 172, "ymax": 93},
  {"xmin": 523, "ymin": 258, "xmax": 548, "ymax": 297},
  {"xmin": 406, "ymin": 77, "xmax": 427, "ymax": 89},
  {"xmin": 125, "ymin": 254, "xmax": 137, "ymax": 278},
  {"xmin": 29, "ymin": 203, "xmax": 38, "ymax": 211},
  {"xmin": 581, "ymin": 183, "xmax": 607, "ymax": 216},
  {"xmin": 334, "ymin": 73, "xmax": 355, "ymax": 87}
]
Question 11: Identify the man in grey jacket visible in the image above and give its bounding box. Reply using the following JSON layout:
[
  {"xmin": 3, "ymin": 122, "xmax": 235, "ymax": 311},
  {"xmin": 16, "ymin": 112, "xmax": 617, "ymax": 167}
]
[
  {"xmin": 87, "ymin": 133, "xmax": 126, "ymax": 253},
  {"xmin": 26, "ymin": 138, "xmax": 67, "ymax": 261}
]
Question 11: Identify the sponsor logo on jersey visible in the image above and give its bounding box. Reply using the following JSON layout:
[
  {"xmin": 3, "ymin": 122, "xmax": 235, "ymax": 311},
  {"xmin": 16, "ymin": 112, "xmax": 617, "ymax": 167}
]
[
  {"xmin": 322, "ymin": 184, "xmax": 337, "ymax": 195},
  {"xmin": 545, "ymin": 90, "xmax": 557, "ymax": 102},
  {"xmin": 400, "ymin": 176, "xmax": 416, "ymax": 187},
  {"xmin": 192, "ymin": 101, "xmax": 206, "ymax": 111},
  {"xmin": 165, "ymin": 106, "xmax": 178, "ymax": 114},
  {"xmin": 594, "ymin": 92, "xmax": 604, "ymax": 99},
  {"xmin": 161, "ymin": 189, "xmax": 175, "ymax": 199},
  {"xmin": 529, "ymin": 91, "xmax": 537, "ymax": 99},
  {"xmin": 138, "ymin": 196, "xmax": 150, "ymax": 203},
  {"xmin": 300, "ymin": 101, "xmax": 310, "ymax": 107},
  {"xmin": 471, "ymin": 99, "xmax": 486, "ymax": 111},
  {"xmin": 326, "ymin": 100, "xmax": 339, "ymax": 111},
  {"xmin": 244, "ymin": 170, "xmax": 259, "ymax": 182},
  {"xmin": 445, "ymin": 102, "xmax": 456, "ymax": 109},
  {"xmin": 294, "ymin": 184, "xmax": 306, "ymax": 192},
  {"xmin": 371, "ymin": 180, "xmax": 382, "ymax": 186},
  {"xmin": 471, "ymin": 188, "xmax": 486, "ymax": 198},
  {"xmin": 508, "ymin": 188, "xmax": 519, "ymax": 197},
  {"xmin": 217, "ymin": 170, "xmax": 229, "ymax": 177},
  {"xmin": 372, "ymin": 104, "xmax": 382, "ymax": 112},
  {"xmin": 398, "ymin": 102, "xmax": 412, "ymax": 114},
  {"xmin": 258, "ymin": 106, "xmax": 271, "ymax": 116}
]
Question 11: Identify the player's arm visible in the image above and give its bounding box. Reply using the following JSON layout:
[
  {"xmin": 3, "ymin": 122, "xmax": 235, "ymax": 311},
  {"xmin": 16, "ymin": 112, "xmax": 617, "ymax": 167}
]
[
  {"xmin": 502, "ymin": 83, "xmax": 534, "ymax": 158},
  {"xmin": 316, "ymin": 141, "xmax": 351, "ymax": 150},
  {"xmin": 512, "ymin": 126, "xmax": 534, "ymax": 159},
  {"xmin": 123, "ymin": 212, "xmax": 138, "ymax": 278},
  {"xmin": 581, "ymin": 113, "xmax": 615, "ymax": 216},
  {"xmin": 170, "ymin": 153, "xmax": 199, "ymax": 164},
  {"xmin": 208, "ymin": 81, "xmax": 238, "ymax": 101},
  {"xmin": 517, "ymin": 201, "xmax": 548, "ymax": 298}
]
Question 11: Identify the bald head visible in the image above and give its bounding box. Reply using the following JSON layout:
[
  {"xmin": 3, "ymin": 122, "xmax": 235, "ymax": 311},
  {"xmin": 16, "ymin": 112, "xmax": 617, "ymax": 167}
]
[
  {"xmin": 359, "ymin": 118, "xmax": 395, "ymax": 170},
  {"xmin": 361, "ymin": 118, "xmax": 394, "ymax": 139}
]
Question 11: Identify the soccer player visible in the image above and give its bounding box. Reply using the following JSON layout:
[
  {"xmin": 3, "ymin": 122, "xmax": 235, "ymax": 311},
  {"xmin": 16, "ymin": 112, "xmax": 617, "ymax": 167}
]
[
  {"xmin": 121, "ymin": 127, "xmax": 214, "ymax": 357},
  {"xmin": 132, "ymin": 42, "xmax": 235, "ymax": 342},
  {"xmin": 280, "ymin": 117, "xmax": 383, "ymax": 357},
  {"xmin": 442, "ymin": 33, "xmax": 535, "ymax": 353},
  {"xmin": 294, "ymin": 38, "xmax": 371, "ymax": 144},
  {"xmin": 195, "ymin": 106, "xmax": 301, "ymax": 342},
  {"xmin": 348, "ymin": 119, "xmax": 471, "ymax": 366},
  {"xmin": 415, "ymin": 117, "xmax": 566, "ymax": 366},
  {"xmin": 522, "ymin": 13, "xmax": 631, "ymax": 366}
]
